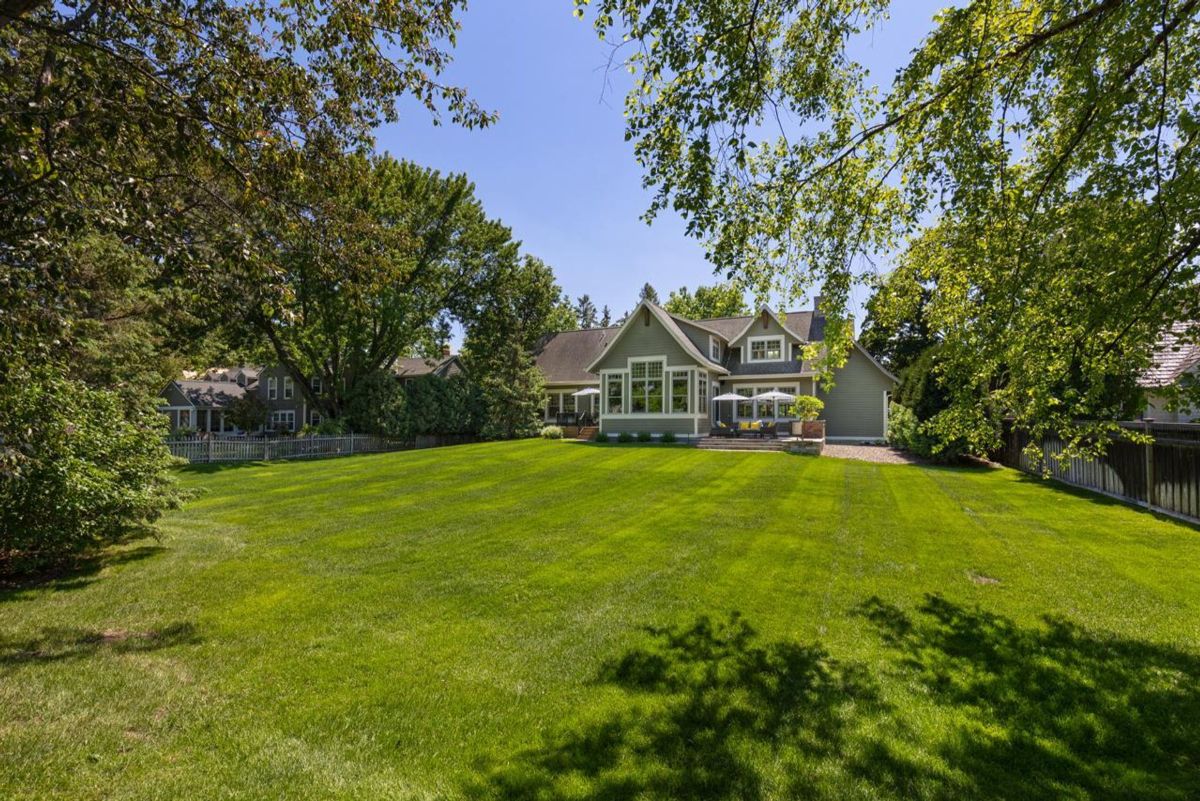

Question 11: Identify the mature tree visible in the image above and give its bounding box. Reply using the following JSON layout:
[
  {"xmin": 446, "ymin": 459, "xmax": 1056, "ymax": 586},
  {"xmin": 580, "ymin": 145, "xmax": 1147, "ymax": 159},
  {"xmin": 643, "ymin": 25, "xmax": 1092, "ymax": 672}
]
[
  {"xmin": 462, "ymin": 255, "xmax": 571, "ymax": 438},
  {"xmin": 229, "ymin": 154, "xmax": 516, "ymax": 420},
  {"xmin": 0, "ymin": 0, "xmax": 486, "ymax": 568},
  {"xmin": 600, "ymin": 305, "xmax": 613, "ymax": 327},
  {"xmin": 2, "ymin": 1, "xmax": 491, "ymax": 364},
  {"xmin": 858, "ymin": 275, "xmax": 937, "ymax": 375},
  {"xmin": 579, "ymin": 0, "xmax": 1200, "ymax": 456},
  {"xmin": 638, "ymin": 282, "xmax": 660, "ymax": 304},
  {"xmin": 225, "ymin": 394, "xmax": 269, "ymax": 434},
  {"xmin": 575, "ymin": 294, "xmax": 599, "ymax": 329},
  {"xmin": 664, "ymin": 282, "xmax": 750, "ymax": 319}
]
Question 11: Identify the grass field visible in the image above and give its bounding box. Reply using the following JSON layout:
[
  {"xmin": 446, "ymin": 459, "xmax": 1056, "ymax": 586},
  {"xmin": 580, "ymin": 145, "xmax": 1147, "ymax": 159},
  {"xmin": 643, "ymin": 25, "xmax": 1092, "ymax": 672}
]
[{"xmin": 3, "ymin": 440, "xmax": 1199, "ymax": 800}]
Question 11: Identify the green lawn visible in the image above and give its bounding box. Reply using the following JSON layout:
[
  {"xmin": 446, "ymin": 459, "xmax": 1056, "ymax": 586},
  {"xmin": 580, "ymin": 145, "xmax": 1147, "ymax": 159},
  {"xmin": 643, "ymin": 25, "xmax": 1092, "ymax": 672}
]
[{"xmin": 3, "ymin": 441, "xmax": 1199, "ymax": 800}]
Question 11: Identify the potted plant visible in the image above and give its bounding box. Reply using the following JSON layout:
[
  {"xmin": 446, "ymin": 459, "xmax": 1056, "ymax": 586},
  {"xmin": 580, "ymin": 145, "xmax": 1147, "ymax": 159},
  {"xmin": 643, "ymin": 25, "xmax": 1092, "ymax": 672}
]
[{"xmin": 787, "ymin": 396, "xmax": 825, "ymax": 438}]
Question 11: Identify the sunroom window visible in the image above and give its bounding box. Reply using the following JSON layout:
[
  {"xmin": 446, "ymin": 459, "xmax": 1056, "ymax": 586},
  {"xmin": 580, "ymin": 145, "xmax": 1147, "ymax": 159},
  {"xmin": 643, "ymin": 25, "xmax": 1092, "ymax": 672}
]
[
  {"xmin": 670, "ymin": 371, "xmax": 689, "ymax": 413},
  {"xmin": 606, "ymin": 375, "xmax": 623, "ymax": 414},
  {"xmin": 630, "ymin": 360, "xmax": 664, "ymax": 414}
]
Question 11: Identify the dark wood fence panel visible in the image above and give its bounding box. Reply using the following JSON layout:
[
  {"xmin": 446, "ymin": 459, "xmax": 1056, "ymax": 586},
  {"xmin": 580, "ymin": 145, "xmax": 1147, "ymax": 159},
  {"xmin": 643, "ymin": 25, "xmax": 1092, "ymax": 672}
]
[{"xmin": 997, "ymin": 422, "xmax": 1200, "ymax": 524}]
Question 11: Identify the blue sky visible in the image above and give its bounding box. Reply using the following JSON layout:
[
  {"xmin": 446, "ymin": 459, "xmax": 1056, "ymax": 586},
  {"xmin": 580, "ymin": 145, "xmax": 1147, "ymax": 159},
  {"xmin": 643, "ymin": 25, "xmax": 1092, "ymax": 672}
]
[{"xmin": 376, "ymin": 2, "xmax": 948, "ymax": 330}]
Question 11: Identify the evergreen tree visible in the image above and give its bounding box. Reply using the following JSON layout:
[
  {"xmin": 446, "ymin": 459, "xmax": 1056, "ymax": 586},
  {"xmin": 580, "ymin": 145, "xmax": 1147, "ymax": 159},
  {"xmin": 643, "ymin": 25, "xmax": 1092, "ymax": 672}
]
[
  {"xmin": 599, "ymin": 305, "xmax": 613, "ymax": 327},
  {"xmin": 639, "ymin": 283, "xmax": 660, "ymax": 304},
  {"xmin": 575, "ymin": 294, "xmax": 598, "ymax": 329}
]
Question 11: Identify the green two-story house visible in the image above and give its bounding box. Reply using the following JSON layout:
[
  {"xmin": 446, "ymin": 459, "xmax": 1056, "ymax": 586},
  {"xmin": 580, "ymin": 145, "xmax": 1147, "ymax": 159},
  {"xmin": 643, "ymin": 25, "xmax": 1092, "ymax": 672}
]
[{"xmin": 533, "ymin": 298, "xmax": 897, "ymax": 441}]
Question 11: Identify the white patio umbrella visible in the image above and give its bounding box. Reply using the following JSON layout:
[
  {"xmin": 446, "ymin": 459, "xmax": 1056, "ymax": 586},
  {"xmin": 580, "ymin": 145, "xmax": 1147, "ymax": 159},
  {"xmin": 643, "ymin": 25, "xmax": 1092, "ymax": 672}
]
[
  {"xmin": 570, "ymin": 387, "xmax": 601, "ymax": 396},
  {"xmin": 712, "ymin": 392, "xmax": 746, "ymax": 423},
  {"xmin": 750, "ymin": 390, "xmax": 797, "ymax": 419}
]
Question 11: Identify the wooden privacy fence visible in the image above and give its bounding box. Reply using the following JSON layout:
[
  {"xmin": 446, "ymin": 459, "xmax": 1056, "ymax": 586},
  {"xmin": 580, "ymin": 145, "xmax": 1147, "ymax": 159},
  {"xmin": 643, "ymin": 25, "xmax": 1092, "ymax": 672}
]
[
  {"xmin": 997, "ymin": 421, "xmax": 1200, "ymax": 523},
  {"xmin": 166, "ymin": 435, "xmax": 407, "ymax": 464}
]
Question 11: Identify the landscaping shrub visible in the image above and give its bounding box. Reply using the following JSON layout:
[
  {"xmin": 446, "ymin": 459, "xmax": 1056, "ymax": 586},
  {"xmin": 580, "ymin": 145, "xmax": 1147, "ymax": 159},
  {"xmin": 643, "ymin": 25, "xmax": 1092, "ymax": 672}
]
[
  {"xmin": 887, "ymin": 401, "xmax": 967, "ymax": 463},
  {"xmin": 787, "ymin": 395, "xmax": 825, "ymax": 420},
  {"xmin": 540, "ymin": 425, "xmax": 563, "ymax": 440},
  {"xmin": 592, "ymin": 430, "xmax": 610, "ymax": 443},
  {"xmin": 617, "ymin": 432, "xmax": 634, "ymax": 443},
  {"xmin": 660, "ymin": 431, "xmax": 677, "ymax": 443},
  {"xmin": 0, "ymin": 364, "xmax": 181, "ymax": 575},
  {"xmin": 637, "ymin": 431, "xmax": 653, "ymax": 442}
]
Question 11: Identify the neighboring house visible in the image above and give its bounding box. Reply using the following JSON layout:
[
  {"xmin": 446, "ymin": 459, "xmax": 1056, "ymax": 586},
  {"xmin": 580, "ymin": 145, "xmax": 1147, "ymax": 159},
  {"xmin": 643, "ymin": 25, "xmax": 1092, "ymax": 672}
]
[
  {"xmin": 159, "ymin": 349, "xmax": 465, "ymax": 434},
  {"xmin": 532, "ymin": 298, "xmax": 898, "ymax": 441},
  {"xmin": 393, "ymin": 346, "xmax": 466, "ymax": 384},
  {"xmin": 1140, "ymin": 322, "xmax": 1200, "ymax": 422}
]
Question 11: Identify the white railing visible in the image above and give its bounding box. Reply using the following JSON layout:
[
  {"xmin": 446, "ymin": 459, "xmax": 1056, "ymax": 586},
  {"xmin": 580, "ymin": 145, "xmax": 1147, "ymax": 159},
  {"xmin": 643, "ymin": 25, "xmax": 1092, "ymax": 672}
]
[{"xmin": 165, "ymin": 435, "xmax": 407, "ymax": 464}]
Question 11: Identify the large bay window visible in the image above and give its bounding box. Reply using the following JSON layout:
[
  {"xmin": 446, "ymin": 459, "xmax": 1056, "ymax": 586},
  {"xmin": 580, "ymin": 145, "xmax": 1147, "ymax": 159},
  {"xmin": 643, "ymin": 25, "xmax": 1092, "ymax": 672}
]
[
  {"xmin": 749, "ymin": 337, "xmax": 783, "ymax": 362},
  {"xmin": 630, "ymin": 360, "xmax": 664, "ymax": 413},
  {"xmin": 606, "ymin": 375, "xmax": 624, "ymax": 414},
  {"xmin": 669, "ymin": 371, "xmax": 689, "ymax": 414},
  {"xmin": 547, "ymin": 393, "xmax": 561, "ymax": 419}
]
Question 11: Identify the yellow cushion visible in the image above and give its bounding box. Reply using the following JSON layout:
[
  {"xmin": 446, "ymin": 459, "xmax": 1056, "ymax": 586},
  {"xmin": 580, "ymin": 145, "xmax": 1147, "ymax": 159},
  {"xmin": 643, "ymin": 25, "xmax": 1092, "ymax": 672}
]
[{"xmin": 738, "ymin": 421, "xmax": 751, "ymax": 431}]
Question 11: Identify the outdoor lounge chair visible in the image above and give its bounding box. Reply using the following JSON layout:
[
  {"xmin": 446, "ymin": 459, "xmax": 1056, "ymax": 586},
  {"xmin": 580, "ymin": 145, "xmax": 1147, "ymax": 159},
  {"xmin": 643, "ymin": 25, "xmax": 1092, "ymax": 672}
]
[{"xmin": 710, "ymin": 421, "xmax": 736, "ymax": 438}]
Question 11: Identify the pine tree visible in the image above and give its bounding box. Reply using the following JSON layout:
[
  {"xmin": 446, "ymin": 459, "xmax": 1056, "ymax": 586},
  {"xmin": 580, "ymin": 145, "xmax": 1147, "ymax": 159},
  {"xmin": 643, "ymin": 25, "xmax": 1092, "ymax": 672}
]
[
  {"xmin": 599, "ymin": 305, "xmax": 612, "ymax": 327},
  {"xmin": 639, "ymin": 283, "xmax": 659, "ymax": 304},
  {"xmin": 575, "ymin": 294, "xmax": 598, "ymax": 329}
]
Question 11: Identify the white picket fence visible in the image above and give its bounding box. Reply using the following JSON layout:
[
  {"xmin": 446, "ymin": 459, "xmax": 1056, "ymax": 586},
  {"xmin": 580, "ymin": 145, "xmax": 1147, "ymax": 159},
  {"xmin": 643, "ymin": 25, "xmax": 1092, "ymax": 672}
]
[{"xmin": 165, "ymin": 435, "xmax": 406, "ymax": 464}]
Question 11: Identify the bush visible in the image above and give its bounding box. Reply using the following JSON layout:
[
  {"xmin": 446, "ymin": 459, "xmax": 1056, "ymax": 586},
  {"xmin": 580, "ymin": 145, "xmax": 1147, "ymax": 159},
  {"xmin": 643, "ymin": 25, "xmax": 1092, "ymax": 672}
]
[
  {"xmin": 617, "ymin": 431, "xmax": 634, "ymax": 443},
  {"xmin": 787, "ymin": 395, "xmax": 825, "ymax": 421},
  {"xmin": 592, "ymin": 430, "xmax": 610, "ymax": 443},
  {"xmin": 887, "ymin": 401, "xmax": 967, "ymax": 463},
  {"xmin": 315, "ymin": 417, "xmax": 347, "ymax": 435},
  {"xmin": 637, "ymin": 431, "xmax": 653, "ymax": 442},
  {"xmin": 660, "ymin": 431, "xmax": 677, "ymax": 443},
  {"xmin": 539, "ymin": 425, "xmax": 563, "ymax": 440},
  {"xmin": 0, "ymin": 364, "xmax": 181, "ymax": 574}
]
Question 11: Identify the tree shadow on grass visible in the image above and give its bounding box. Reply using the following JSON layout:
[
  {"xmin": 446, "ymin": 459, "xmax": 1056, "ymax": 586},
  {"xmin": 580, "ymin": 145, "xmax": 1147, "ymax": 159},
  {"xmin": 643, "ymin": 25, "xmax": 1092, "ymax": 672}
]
[
  {"xmin": 470, "ymin": 601, "xmax": 1200, "ymax": 800},
  {"xmin": 854, "ymin": 594, "xmax": 1200, "ymax": 800},
  {"xmin": 0, "ymin": 620, "xmax": 199, "ymax": 669},
  {"xmin": 467, "ymin": 612, "xmax": 881, "ymax": 800},
  {"xmin": 0, "ymin": 544, "xmax": 167, "ymax": 603}
]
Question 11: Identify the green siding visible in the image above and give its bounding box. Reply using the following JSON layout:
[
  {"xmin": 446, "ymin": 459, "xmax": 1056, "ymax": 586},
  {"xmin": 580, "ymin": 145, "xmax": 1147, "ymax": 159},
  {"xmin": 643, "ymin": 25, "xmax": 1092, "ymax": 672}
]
[
  {"xmin": 593, "ymin": 312, "xmax": 700, "ymax": 372},
  {"xmin": 600, "ymin": 417, "xmax": 698, "ymax": 436},
  {"xmin": 817, "ymin": 348, "xmax": 895, "ymax": 439}
]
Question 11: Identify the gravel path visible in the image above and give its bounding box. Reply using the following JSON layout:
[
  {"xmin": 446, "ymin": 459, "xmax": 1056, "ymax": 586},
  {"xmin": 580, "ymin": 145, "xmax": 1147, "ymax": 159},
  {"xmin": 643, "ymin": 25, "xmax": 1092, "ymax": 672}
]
[{"xmin": 822, "ymin": 443, "xmax": 923, "ymax": 465}]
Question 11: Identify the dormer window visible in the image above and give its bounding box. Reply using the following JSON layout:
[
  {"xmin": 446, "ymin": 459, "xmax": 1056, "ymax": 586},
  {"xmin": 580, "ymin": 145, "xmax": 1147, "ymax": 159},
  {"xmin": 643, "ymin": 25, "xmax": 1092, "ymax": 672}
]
[
  {"xmin": 709, "ymin": 336, "xmax": 721, "ymax": 362},
  {"xmin": 749, "ymin": 337, "xmax": 783, "ymax": 362}
]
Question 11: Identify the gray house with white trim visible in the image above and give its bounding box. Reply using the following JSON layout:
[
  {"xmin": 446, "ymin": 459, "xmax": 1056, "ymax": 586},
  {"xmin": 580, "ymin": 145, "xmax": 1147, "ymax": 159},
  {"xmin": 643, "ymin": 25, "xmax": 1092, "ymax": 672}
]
[{"xmin": 532, "ymin": 298, "xmax": 897, "ymax": 440}]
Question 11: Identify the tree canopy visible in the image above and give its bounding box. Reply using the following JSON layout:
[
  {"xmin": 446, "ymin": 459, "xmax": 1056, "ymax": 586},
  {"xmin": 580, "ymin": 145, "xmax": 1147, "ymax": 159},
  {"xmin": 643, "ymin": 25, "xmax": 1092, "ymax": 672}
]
[
  {"xmin": 663, "ymin": 282, "xmax": 751, "ymax": 319},
  {"xmin": 578, "ymin": 0, "xmax": 1200, "ymax": 455}
]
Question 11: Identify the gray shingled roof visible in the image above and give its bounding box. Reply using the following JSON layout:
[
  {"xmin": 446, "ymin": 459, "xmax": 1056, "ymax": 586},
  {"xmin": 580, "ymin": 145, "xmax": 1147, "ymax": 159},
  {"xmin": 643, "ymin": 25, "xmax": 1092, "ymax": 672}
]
[
  {"xmin": 534, "ymin": 305, "xmax": 824, "ymax": 383},
  {"xmin": 1141, "ymin": 322, "xmax": 1200, "ymax": 388},
  {"xmin": 692, "ymin": 310, "xmax": 818, "ymax": 341},
  {"xmin": 176, "ymin": 379, "xmax": 248, "ymax": 408},
  {"xmin": 534, "ymin": 326, "xmax": 619, "ymax": 384},
  {"xmin": 392, "ymin": 355, "xmax": 459, "ymax": 379}
]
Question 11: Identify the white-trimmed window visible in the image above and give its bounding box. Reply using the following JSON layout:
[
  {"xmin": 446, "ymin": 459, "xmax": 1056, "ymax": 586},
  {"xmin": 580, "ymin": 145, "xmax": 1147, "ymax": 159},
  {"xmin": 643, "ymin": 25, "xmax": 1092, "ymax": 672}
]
[
  {"xmin": 605, "ymin": 375, "xmax": 624, "ymax": 414},
  {"xmin": 709, "ymin": 336, "xmax": 721, "ymax": 362},
  {"xmin": 698, "ymin": 374, "xmax": 709, "ymax": 413},
  {"xmin": 749, "ymin": 337, "xmax": 783, "ymax": 362},
  {"xmin": 310, "ymin": 410, "xmax": 322, "ymax": 427},
  {"xmin": 669, "ymin": 370, "xmax": 690, "ymax": 414},
  {"xmin": 283, "ymin": 376, "xmax": 294, "ymax": 400},
  {"xmin": 271, "ymin": 410, "xmax": 295, "ymax": 432},
  {"xmin": 311, "ymin": 375, "xmax": 322, "ymax": 394},
  {"xmin": 736, "ymin": 387, "xmax": 754, "ymax": 419},
  {"xmin": 630, "ymin": 359, "xmax": 664, "ymax": 413},
  {"xmin": 547, "ymin": 392, "xmax": 562, "ymax": 419},
  {"xmin": 267, "ymin": 376, "xmax": 278, "ymax": 400}
]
